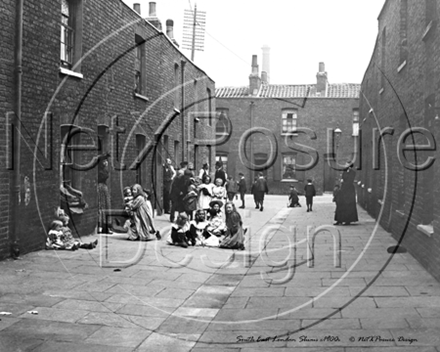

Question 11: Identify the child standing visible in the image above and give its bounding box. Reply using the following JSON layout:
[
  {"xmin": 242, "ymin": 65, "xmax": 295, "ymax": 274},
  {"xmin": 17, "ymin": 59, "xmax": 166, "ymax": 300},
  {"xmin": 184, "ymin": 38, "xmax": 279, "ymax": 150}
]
[{"xmin": 304, "ymin": 179, "xmax": 316, "ymax": 212}]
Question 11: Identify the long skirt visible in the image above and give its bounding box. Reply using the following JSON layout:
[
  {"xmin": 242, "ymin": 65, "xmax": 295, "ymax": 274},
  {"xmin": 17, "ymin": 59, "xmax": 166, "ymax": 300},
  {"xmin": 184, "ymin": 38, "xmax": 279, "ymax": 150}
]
[
  {"xmin": 127, "ymin": 203, "xmax": 156, "ymax": 241},
  {"xmin": 219, "ymin": 226, "xmax": 245, "ymax": 249},
  {"xmin": 97, "ymin": 183, "xmax": 111, "ymax": 229}
]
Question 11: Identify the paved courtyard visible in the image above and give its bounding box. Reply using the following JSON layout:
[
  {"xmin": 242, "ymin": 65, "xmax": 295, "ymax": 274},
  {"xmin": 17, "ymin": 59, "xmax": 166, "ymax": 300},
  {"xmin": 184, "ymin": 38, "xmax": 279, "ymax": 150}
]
[{"xmin": 1, "ymin": 195, "xmax": 440, "ymax": 351}]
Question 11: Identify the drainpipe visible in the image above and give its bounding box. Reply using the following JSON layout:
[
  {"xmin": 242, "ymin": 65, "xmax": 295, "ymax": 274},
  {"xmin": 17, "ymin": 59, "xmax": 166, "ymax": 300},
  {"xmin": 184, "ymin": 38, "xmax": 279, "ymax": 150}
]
[
  {"xmin": 181, "ymin": 61, "xmax": 186, "ymax": 162},
  {"xmin": 249, "ymin": 101, "xmax": 254, "ymax": 183},
  {"xmin": 11, "ymin": 0, "xmax": 24, "ymax": 253}
]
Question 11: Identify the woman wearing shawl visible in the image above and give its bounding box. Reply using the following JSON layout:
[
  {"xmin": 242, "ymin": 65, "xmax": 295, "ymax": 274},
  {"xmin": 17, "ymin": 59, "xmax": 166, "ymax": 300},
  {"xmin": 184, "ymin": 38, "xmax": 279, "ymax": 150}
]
[
  {"xmin": 127, "ymin": 184, "xmax": 161, "ymax": 241},
  {"xmin": 219, "ymin": 201, "xmax": 245, "ymax": 250}
]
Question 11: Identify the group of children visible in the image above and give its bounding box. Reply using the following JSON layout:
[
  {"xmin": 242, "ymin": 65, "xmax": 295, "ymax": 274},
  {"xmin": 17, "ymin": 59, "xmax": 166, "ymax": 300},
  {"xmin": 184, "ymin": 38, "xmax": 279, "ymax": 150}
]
[{"xmin": 169, "ymin": 200, "xmax": 245, "ymax": 250}]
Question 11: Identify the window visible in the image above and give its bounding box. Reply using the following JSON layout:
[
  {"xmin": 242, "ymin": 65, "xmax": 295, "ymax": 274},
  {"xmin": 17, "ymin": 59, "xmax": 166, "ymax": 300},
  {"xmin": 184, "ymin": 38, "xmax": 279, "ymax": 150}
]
[
  {"xmin": 61, "ymin": 125, "xmax": 81, "ymax": 188},
  {"xmin": 60, "ymin": 0, "xmax": 73, "ymax": 68},
  {"xmin": 215, "ymin": 109, "xmax": 228, "ymax": 140},
  {"xmin": 282, "ymin": 153, "xmax": 297, "ymax": 180},
  {"xmin": 380, "ymin": 28, "xmax": 386, "ymax": 89},
  {"xmin": 60, "ymin": 0, "xmax": 83, "ymax": 71},
  {"xmin": 174, "ymin": 64, "xmax": 179, "ymax": 108},
  {"xmin": 353, "ymin": 109, "xmax": 360, "ymax": 137},
  {"xmin": 215, "ymin": 154, "xmax": 228, "ymax": 175},
  {"xmin": 134, "ymin": 35, "xmax": 146, "ymax": 96},
  {"xmin": 174, "ymin": 140, "xmax": 180, "ymax": 166},
  {"xmin": 399, "ymin": 0, "xmax": 408, "ymax": 64},
  {"xmin": 426, "ymin": 0, "xmax": 438, "ymax": 26},
  {"xmin": 207, "ymin": 88, "xmax": 212, "ymax": 126},
  {"xmin": 281, "ymin": 109, "xmax": 297, "ymax": 134},
  {"xmin": 136, "ymin": 134, "xmax": 146, "ymax": 186},
  {"xmin": 254, "ymin": 153, "xmax": 268, "ymax": 178}
]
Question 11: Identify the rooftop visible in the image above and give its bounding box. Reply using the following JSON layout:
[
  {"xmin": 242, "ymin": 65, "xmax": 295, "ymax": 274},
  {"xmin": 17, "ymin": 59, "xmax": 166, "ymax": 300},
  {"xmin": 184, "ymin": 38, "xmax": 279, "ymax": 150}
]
[{"xmin": 216, "ymin": 83, "xmax": 360, "ymax": 99}]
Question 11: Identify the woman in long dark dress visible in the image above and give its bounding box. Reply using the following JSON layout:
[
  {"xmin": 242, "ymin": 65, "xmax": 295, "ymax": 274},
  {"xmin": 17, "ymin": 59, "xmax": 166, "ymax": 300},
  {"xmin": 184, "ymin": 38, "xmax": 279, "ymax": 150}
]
[
  {"xmin": 219, "ymin": 202, "xmax": 245, "ymax": 250},
  {"xmin": 334, "ymin": 164, "xmax": 359, "ymax": 225}
]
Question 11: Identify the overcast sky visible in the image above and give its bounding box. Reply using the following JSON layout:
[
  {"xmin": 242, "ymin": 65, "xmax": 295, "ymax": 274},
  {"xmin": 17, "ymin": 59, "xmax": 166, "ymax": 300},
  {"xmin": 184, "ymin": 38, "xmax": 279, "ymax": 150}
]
[{"xmin": 121, "ymin": 0, "xmax": 385, "ymax": 87}]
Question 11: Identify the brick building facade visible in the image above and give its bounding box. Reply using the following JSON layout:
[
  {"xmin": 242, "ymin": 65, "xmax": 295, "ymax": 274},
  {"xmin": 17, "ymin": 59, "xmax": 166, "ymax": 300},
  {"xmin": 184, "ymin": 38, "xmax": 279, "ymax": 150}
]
[
  {"xmin": 0, "ymin": 0, "xmax": 215, "ymax": 259},
  {"xmin": 357, "ymin": 0, "xmax": 440, "ymax": 281},
  {"xmin": 215, "ymin": 55, "xmax": 360, "ymax": 195}
]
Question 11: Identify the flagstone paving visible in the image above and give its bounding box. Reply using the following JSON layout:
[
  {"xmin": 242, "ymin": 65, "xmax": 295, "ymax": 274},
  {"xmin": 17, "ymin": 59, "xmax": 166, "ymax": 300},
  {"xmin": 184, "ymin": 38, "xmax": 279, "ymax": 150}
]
[{"xmin": 1, "ymin": 194, "xmax": 440, "ymax": 351}]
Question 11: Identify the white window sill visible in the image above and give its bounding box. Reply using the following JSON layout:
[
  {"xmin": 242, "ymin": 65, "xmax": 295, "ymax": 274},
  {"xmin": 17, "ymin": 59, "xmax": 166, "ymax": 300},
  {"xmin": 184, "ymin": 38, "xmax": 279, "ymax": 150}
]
[
  {"xmin": 281, "ymin": 179, "xmax": 299, "ymax": 183},
  {"xmin": 59, "ymin": 67, "xmax": 83, "ymax": 79},
  {"xmin": 417, "ymin": 224, "xmax": 434, "ymax": 238},
  {"xmin": 379, "ymin": 87, "xmax": 384, "ymax": 95},
  {"xmin": 422, "ymin": 20, "xmax": 435, "ymax": 41},
  {"xmin": 281, "ymin": 132, "xmax": 298, "ymax": 136},
  {"xmin": 378, "ymin": 199, "xmax": 383, "ymax": 205},
  {"xmin": 397, "ymin": 60, "xmax": 407, "ymax": 73},
  {"xmin": 134, "ymin": 93, "xmax": 149, "ymax": 101},
  {"xmin": 395, "ymin": 209, "xmax": 405, "ymax": 218}
]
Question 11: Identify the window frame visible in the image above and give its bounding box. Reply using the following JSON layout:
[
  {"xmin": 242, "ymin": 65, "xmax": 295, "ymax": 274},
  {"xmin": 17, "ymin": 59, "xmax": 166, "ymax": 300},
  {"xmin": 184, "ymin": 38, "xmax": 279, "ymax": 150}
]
[
  {"xmin": 134, "ymin": 35, "xmax": 147, "ymax": 97},
  {"xmin": 281, "ymin": 109, "xmax": 298, "ymax": 135},
  {"xmin": 59, "ymin": 0, "xmax": 83, "ymax": 74},
  {"xmin": 352, "ymin": 109, "xmax": 360, "ymax": 137},
  {"xmin": 281, "ymin": 153, "xmax": 298, "ymax": 182}
]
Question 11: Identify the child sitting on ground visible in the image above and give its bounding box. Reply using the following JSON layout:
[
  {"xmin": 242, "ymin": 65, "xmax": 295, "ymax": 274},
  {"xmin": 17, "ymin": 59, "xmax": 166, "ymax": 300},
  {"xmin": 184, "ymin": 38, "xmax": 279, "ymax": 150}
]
[
  {"xmin": 205, "ymin": 208, "xmax": 227, "ymax": 239},
  {"xmin": 46, "ymin": 207, "xmax": 98, "ymax": 250},
  {"xmin": 168, "ymin": 212, "xmax": 191, "ymax": 248},
  {"xmin": 46, "ymin": 220, "xmax": 69, "ymax": 250}
]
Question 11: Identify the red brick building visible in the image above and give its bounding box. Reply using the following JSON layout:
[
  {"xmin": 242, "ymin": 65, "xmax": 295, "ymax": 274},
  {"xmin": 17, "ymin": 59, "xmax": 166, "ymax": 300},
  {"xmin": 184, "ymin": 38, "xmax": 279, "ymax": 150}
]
[
  {"xmin": 357, "ymin": 0, "xmax": 440, "ymax": 280},
  {"xmin": 0, "ymin": 0, "xmax": 215, "ymax": 259},
  {"xmin": 215, "ymin": 55, "xmax": 360, "ymax": 195}
]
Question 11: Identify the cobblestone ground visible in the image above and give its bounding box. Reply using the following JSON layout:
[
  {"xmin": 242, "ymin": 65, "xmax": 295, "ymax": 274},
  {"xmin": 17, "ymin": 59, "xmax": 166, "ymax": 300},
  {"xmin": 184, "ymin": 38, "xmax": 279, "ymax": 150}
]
[{"xmin": 1, "ymin": 195, "xmax": 440, "ymax": 351}]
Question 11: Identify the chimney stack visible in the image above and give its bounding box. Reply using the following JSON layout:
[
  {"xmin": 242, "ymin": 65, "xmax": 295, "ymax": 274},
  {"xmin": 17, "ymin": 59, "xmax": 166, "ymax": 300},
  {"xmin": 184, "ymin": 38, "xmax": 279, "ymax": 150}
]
[
  {"xmin": 316, "ymin": 62, "xmax": 328, "ymax": 96},
  {"xmin": 133, "ymin": 3, "xmax": 141, "ymax": 14},
  {"xmin": 249, "ymin": 55, "xmax": 261, "ymax": 95},
  {"xmin": 147, "ymin": 2, "xmax": 162, "ymax": 30},
  {"xmin": 261, "ymin": 45, "xmax": 270, "ymax": 84},
  {"xmin": 166, "ymin": 19, "xmax": 179, "ymax": 47}
]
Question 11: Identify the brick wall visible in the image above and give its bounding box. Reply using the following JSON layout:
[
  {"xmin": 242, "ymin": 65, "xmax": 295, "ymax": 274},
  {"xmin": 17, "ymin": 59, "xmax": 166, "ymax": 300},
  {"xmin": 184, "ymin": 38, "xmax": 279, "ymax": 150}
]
[
  {"xmin": 0, "ymin": 0, "xmax": 15, "ymax": 258},
  {"xmin": 216, "ymin": 97, "xmax": 359, "ymax": 196},
  {"xmin": 0, "ymin": 0, "xmax": 215, "ymax": 259},
  {"xmin": 358, "ymin": 0, "xmax": 440, "ymax": 281}
]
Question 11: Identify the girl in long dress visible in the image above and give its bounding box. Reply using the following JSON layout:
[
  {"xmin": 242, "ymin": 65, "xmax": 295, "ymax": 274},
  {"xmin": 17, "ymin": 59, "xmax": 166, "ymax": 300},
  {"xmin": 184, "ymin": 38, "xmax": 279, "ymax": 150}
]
[
  {"xmin": 219, "ymin": 202, "xmax": 245, "ymax": 250},
  {"xmin": 197, "ymin": 175, "xmax": 214, "ymax": 211},
  {"xmin": 127, "ymin": 184, "xmax": 161, "ymax": 241}
]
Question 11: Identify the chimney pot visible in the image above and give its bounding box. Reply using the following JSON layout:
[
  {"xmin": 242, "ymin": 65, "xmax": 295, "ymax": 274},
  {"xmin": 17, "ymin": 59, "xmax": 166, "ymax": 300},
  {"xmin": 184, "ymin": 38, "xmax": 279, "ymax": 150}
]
[
  {"xmin": 261, "ymin": 45, "xmax": 271, "ymax": 84},
  {"xmin": 133, "ymin": 3, "xmax": 141, "ymax": 14},
  {"xmin": 316, "ymin": 62, "xmax": 328, "ymax": 96},
  {"xmin": 166, "ymin": 19, "xmax": 179, "ymax": 47},
  {"xmin": 149, "ymin": 2, "xmax": 157, "ymax": 17},
  {"xmin": 249, "ymin": 55, "xmax": 261, "ymax": 95}
]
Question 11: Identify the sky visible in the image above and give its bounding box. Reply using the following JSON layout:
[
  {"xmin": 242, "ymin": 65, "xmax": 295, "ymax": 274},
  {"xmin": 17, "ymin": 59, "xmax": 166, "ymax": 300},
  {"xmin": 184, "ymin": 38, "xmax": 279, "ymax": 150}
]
[{"xmin": 121, "ymin": 0, "xmax": 386, "ymax": 87}]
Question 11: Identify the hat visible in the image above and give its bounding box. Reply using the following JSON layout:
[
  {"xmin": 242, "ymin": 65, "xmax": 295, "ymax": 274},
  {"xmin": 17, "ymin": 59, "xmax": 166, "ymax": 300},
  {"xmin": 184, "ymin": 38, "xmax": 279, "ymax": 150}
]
[
  {"xmin": 238, "ymin": 172, "xmax": 244, "ymax": 176},
  {"xmin": 215, "ymin": 161, "xmax": 223, "ymax": 168},
  {"xmin": 209, "ymin": 200, "xmax": 223, "ymax": 208}
]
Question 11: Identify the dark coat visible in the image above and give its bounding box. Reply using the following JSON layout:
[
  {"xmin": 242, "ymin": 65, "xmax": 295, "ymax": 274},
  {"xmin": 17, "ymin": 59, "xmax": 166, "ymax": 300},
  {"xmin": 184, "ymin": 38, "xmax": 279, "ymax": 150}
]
[
  {"xmin": 254, "ymin": 177, "xmax": 268, "ymax": 193},
  {"xmin": 304, "ymin": 184, "xmax": 316, "ymax": 197},
  {"xmin": 238, "ymin": 178, "xmax": 247, "ymax": 194}
]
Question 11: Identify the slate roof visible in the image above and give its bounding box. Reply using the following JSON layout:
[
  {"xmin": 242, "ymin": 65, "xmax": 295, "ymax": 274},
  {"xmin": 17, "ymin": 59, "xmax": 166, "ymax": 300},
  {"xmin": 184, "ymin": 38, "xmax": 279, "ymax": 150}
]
[{"xmin": 216, "ymin": 83, "xmax": 360, "ymax": 99}]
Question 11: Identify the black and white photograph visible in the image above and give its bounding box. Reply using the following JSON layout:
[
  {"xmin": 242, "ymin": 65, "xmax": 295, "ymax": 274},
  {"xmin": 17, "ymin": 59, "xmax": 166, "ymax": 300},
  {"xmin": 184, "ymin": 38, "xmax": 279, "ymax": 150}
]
[{"xmin": 1, "ymin": 0, "xmax": 440, "ymax": 350}]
